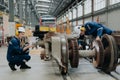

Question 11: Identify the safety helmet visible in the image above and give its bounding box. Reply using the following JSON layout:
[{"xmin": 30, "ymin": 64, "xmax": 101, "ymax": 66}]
[
  {"xmin": 18, "ymin": 27, "xmax": 25, "ymax": 33},
  {"xmin": 73, "ymin": 26, "xmax": 81, "ymax": 34},
  {"xmin": 80, "ymin": 27, "xmax": 86, "ymax": 31},
  {"xmin": 15, "ymin": 29, "xmax": 19, "ymax": 36}
]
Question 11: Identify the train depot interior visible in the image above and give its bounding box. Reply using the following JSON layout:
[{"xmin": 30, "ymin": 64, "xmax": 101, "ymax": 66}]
[{"xmin": 0, "ymin": 0, "xmax": 120, "ymax": 80}]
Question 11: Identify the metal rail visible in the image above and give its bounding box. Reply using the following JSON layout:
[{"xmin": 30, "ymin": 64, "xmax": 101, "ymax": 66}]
[
  {"xmin": 52, "ymin": 57, "xmax": 118, "ymax": 80},
  {"xmin": 111, "ymin": 71, "xmax": 120, "ymax": 80}
]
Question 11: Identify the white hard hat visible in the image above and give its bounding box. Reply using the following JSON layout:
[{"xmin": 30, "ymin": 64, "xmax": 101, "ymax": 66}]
[
  {"xmin": 73, "ymin": 26, "xmax": 81, "ymax": 34},
  {"xmin": 18, "ymin": 27, "xmax": 25, "ymax": 33},
  {"xmin": 72, "ymin": 26, "xmax": 82, "ymax": 38}
]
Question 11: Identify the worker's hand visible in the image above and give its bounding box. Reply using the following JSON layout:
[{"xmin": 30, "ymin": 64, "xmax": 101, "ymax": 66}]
[
  {"xmin": 31, "ymin": 43, "xmax": 37, "ymax": 48},
  {"xmin": 29, "ymin": 44, "xmax": 35, "ymax": 48},
  {"xmin": 78, "ymin": 45, "xmax": 83, "ymax": 50},
  {"xmin": 23, "ymin": 45, "xmax": 34, "ymax": 51},
  {"xmin": 96, "ymin": 36, "xmax": 101, "ymax": 41}
]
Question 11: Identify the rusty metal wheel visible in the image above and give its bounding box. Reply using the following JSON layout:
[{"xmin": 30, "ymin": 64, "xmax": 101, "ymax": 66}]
[
  {"xmin": 68, "ymin": 38, "xmax": 79, "ymax": 68},
  {"xmin": 92, "ymin": 40, "xmax": 104, "ymax": 68},
  {"xmin": 60, "ymin": 37, "xmax": 68, "ymax": 75},
  {"xmin": 101, "ymin": 34, "xmax": 118, "ymax": 73}
]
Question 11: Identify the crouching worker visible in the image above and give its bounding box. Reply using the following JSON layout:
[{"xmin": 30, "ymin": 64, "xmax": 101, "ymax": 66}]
[
  {"xmin": 7, "ymin": 27, "xmax": 33, "ymax": 71},
  {"xmin": 78, "ymin": 27, "xmax": 86, "ymax": 50},
  {"xmin": 72, "ymin": 26, "xmax": 86, "ymax": 50}
]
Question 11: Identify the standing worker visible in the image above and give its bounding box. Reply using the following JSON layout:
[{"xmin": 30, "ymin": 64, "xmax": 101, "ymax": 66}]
[
  {"xmin": 80, "ymin": 22, "xmax": 113, "ymax": 40},
  {"xmin": 7, "ymin": 27, "xmax": 33, "ymax": 71}
]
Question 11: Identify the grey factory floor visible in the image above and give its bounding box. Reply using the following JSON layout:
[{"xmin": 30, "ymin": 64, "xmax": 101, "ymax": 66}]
[{"xmin": 0, "ymin": 46, "xmax": 63, "ymax": 80}]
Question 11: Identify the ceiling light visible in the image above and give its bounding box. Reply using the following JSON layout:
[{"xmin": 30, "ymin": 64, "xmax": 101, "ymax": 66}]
[
  {"xmin": 36, "ymin": 4, "xmax": 49, "ymax": 8},
  {"xmin": 37, "ymin": 0, "xmax": 51, "ymax": 3}
]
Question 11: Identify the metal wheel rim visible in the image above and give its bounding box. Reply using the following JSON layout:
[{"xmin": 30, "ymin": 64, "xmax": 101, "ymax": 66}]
[
  {"xmin": 101, "ymin": 34, "xmax": 118, "ymax": 73},
  {"xmin": 68, "ymin": 38, "xmax": 79, "ymax": 68},
  {"xmin": 92, "ymin": 40, "xmax": 104, "ymax": 68}
]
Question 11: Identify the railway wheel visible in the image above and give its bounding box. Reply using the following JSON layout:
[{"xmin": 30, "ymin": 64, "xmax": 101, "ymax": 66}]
[
  {"xmin": 68, "ymin": 38, "xmax": 79, "ymax": 68},
  {"xmin": 92, "ymin": 40, "xmax": 104, "ymax": 68},
  {"xmin": 101, "ymin": 34, "xmax": 118, "ymax": 73}
]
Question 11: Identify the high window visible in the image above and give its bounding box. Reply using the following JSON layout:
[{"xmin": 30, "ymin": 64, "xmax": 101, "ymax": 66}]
[{"xmin": 94, "ymin": 0, "xmax": 105, "ymax": 11}]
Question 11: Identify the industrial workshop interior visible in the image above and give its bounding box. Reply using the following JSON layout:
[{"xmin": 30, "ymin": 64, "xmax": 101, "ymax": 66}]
[{"xmin": 0, "ymin": 0, "xmax": 120, "ymax": 80}]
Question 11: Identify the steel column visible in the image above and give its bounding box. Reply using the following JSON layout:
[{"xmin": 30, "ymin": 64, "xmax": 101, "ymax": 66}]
[
  {"xmin": 105, "ymin": 0, "xmax": 110, "ymax": 26},
  {"xmin": 91, "ymin": 0, "xmax": 94, "ymax": 21},
  {"xmin": 9, "ymin": 0, "xmax": 14, "ymax": 22},
  {"xmin": 28, "ymin": 6, "xmax": 31, "ymax": 26},
  {"xmin": 82, "ymin": 2, "xmax": 84, "ymax": 24},
  {"xmin": 25, "ymin": 0, "xmax": 28, "ymax": 25},
  {"xmin": 71, "ymin": 9, "xmax": 73, "ymax": 27},
  {"xmin": 76, "ymin": 6, "xmax": 78, "ymax": 26},
  {"xmin": 19, "ymin": 0, "xmax": 23, "ymax": 23},
  {"xmin": 31, "ymin": 12, "xmax": 35, "ymax": 27}
]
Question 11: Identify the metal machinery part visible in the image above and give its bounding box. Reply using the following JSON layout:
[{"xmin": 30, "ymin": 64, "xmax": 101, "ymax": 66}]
[
  {"xmin": 51, "ymin": 36, "xmax": 68, "ymax": 74},
  {"xmin": 68, "ymin": 38, "xmax": 104, "ymax": 68},
  {"xmin": 43, "ymin": 32, "xmax": 120, "ymax": 75},
  {"xmin": 44, "ymin": 42, "xmax": 51, "ymax": 59},
  {"xmin": 51, "ymin": 36, "xmax": 61, "ymax": 64},
  {"xmin": 111, "ymin": 31, "xmax": 120, "ymax": 58},
  {"xmin": 68, "ymin": 38, "xmax": 79, "ymax": 68},
  {"xmin": 92, "ymin": 40, "xmax": 104, "ymax": 68},
  {"xmin": 101, "ymin": 34, "xmax": 118, "ymax": 73},
  {"xmin": 68, "ymin": 34, "xmax": 120, "ymax": 74},
  {"xmin": 60, "ymin": 37, "xmax": 68, "ymax": 74}
]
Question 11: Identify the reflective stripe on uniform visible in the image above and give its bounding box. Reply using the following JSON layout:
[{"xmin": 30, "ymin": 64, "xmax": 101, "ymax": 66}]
[
  {"xmin": 87, "ymin": 25, "xmax": 91, "ymax": 30},
  {"xmin": 97, "ymin": 27, "xmax": 103, "ymax": 31},
  {"xmin": 9, "ymin": 41, "xmax": 12, "ymax": 45}
]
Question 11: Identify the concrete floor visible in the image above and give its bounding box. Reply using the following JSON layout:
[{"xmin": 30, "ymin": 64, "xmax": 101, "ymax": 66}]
[
  {"xmin": 0, "ymin": 46, "xmax": 63, "ymax": 80},
  {"xmin": 68, "ymin": 58, "xmax": 117, "ymax": 80}
]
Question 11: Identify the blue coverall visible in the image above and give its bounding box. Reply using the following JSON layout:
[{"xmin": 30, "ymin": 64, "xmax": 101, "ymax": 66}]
[
  {"xmin": 84, "ymin": 22, "xmax": 113, "ymax": 38},
  {"xmin": 7, "ymin": 37, "xmax": 31, "ymax": 66}
]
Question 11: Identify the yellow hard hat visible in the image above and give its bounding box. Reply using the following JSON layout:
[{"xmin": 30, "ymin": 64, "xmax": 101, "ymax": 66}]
[
  {"xmin": 15, "ymin": 27, "xmax": 25, "ymax": 36},
  {"xmin": 80, "ymin": 27, "xmax": 86, "ymax": 31},
  {"xmin": 15, "ymin": 29, "xmax": 19, "ymax": 36}
]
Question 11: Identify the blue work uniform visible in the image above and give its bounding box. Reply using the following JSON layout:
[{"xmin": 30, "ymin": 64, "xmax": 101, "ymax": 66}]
[
  {"xmin": 84, "ymin": 22, "xmax": 113, "ymax": 38},
  {"xmin": 7, "ymin": 37, "xmax": 31, "ymax": 65},
  {"xmin": 78, "ymin": 35, "xmax": 86, "ymax": 49}
]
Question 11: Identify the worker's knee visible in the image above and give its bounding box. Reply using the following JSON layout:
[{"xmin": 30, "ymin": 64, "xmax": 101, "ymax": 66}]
[
  {"xmin": 7, "ymin": 55, "xmax": 31, "ymax": 64},
  {"xmin": 24, "ymin": 55, "xmax": 31, "ymax": 61}
]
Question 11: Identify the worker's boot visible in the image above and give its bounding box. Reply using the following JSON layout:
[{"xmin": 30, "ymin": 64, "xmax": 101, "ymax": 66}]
[
  {"xmin": 20, "ymin": 62, "xmax": 31, "ymax": 69},
  {"xmin": 8, "ymin": 63, "xmax": 17, "ymax": 71}
]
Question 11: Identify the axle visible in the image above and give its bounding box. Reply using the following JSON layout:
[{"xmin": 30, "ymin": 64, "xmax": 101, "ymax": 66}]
[{"xmin": 79, "ymin": 49, "xmax": 96, "ymax": 57}]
